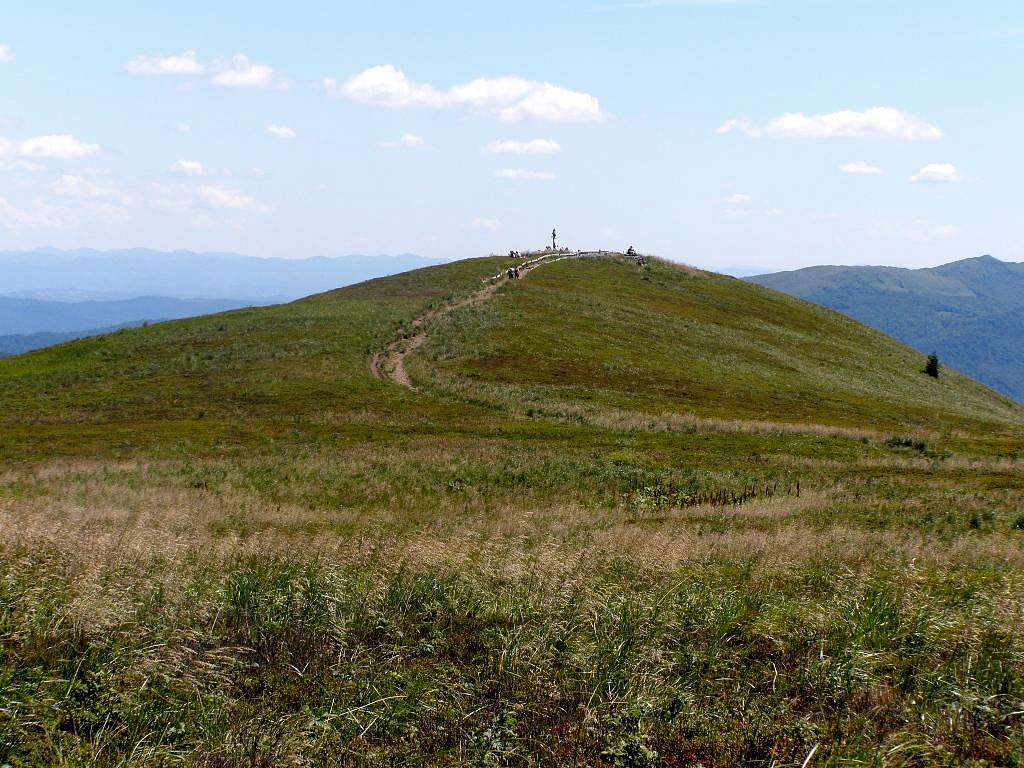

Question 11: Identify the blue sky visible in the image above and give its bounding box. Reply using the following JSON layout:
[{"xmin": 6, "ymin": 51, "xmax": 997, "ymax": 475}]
[{"xmin": 1, "ymin": 0, "xmax": 1021, "ymax": 271}]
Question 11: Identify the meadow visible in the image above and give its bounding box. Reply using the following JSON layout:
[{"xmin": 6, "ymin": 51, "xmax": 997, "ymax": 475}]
[{"xmin": 1, "ymin": 255, "xmax": 1023, "ymax": 766}]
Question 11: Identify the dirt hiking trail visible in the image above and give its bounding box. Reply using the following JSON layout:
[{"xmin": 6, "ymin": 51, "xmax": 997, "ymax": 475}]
[{"xmin": 369, "ymin": 251, "xmax": 619, "ymax": 390}]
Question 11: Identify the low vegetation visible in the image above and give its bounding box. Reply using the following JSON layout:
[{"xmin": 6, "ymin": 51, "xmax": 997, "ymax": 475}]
[
  {"xmin": 1, "ymin": 255, "xmax": 1022, "ymax": 765},
  {"xmin": 748, "ymin": 255, "xmax": 1024, "ymax": 402}
]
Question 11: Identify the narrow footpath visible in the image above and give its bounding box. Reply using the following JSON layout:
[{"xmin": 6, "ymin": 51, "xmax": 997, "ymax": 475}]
[{"xmin": 368, "ymin": 251, "xmax": 619, "ymax": 390}]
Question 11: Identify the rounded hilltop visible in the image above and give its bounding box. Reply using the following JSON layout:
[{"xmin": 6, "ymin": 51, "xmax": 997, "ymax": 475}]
[{"xmin": 1, "ymin": 249, "xmax": 1020, "ymax": 462}]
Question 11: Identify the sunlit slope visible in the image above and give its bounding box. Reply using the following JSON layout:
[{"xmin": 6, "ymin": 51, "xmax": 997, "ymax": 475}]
[
  {"xmin": 416, "ymin": 256, "xmax": 1022, "ymax": 431},
  {"xmin": 0, "ymin": 256, "xmax": 511, "ymax": 460},
  {"xmin": 0, "ymin": 252, "xmax": 1020, "ymax": 465}
]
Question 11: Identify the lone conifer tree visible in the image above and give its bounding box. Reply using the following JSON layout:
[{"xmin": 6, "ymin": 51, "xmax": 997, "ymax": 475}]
[{"xmin": 924, "ymin": 353, "xmax": 940, "ymax": 378}]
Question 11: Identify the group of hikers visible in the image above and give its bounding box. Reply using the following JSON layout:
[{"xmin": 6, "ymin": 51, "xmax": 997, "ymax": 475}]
[
  {"xmin": 627, "ymin": 246, "xmax": 646, "ymax": 266},
  {"xmin": 502, "ymin": 244, "xmax": 644, "ymax": 280}
]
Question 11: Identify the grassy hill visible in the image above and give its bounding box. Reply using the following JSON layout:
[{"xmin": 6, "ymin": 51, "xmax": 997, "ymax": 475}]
[
  {"xmin": 2, "ymin": 254, "xmax": 1023, "ymax": 766},
  {"xmin": 749, "ymin": 255, "xmax": 1024, "ymax": 402},
  {"xmin": 415, "ymin": 256, "xmax": 1020, "ymax": 431}
]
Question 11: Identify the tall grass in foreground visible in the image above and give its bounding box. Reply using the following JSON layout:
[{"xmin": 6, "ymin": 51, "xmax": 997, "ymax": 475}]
[{"xmin": 2, "ymin": 538, "xmax": 1022, "ymax": 766}]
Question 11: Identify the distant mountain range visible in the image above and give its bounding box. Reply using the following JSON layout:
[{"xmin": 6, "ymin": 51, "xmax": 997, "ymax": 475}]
[
  {"xmin": 0, "ymin": 323, "xmax": 141, "ymax": 358},
  {"xmin": 749, "ymin": 255, "xmax": 1024, "ymax": 402},
  {"xmin": 0, "ymin": 248, "xmax": 442, "ymax": 358},
  {"xmin": 0, "ymin": 248, "xmax": 440, "ymax": 302},
  {"xmin": 0, "ymin": 296, "xmax": 262, "ymax": 358},
  {"xmin": 0, "ymin": 295, "xmax": 259, "ymax": 336}
]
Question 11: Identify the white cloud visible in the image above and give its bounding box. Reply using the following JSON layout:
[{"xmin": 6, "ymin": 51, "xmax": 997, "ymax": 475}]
[
  {"xmin": 485, "ymin": 139, "xmax": 561, "ymax": 155},
  {"xmin": 175, "ymin": 122, "xmax": 192, "ymax": 133},
  {"xmin": 905, "ymin": 221, "xmax": 961, "ymax": 242},
  {"xmin": 495, "ymin": 168, "xmax": 556, "ymax": 181},
  {"xmin": 265, "ymin": 123, "xmax": 296, "ymax": 139},
  {"xmin": 0, "ymin": 139, "xmax": 43, "ymax": 171},
  {"xmin": 170, "ymin": 159, "xmax": 205, "ymax": 176},
  {"xmin": 717, "ymin": 107, "xmax": 943, "ymax": 141},
  {"xmin": 840, "ymin": 161, "xmax": 884, "ymax": 175},
  {"xmin": 326, "ymin": 65, "xmax": 445, "ymax": 108},
  {"xmin": 212, "ymin": 54, "xmax": 289, "ymax": 89},
  {"xmin": 52, "ymin": 175, "xmax": 99, "ymax": 198},
  {"xmin": 910, "ymin": 163, "xmax": 960, "ymax": 183},
  {"xmin": 380, "ymin": 133, "xmax": 424, "ymax": 149},
  {"xmin": 147, "ymin": 181, "xmax": 194, "ymax": 213},
  {"xmin": 725, "ymin": 193, "xmax": 751, "ymax": 204},
  {"xmin": 51, "ymin": 174, "xmax": 127, "ymax": 203},
  {"xmin": 469, "ymin": 217, "xmax": 501, "ymax": 231},
  {"xmin": 0, "ymin": 197, "xmax": 67, "ymax": 230},
  {"xmin": 0, "ymin": 44, "xmax": 13, "ymax": 63},
  {"xmin": 197, "ymin": 184, "xmax": 259, "ymax": 210},
  {"xmin": 1, "ymin": 159, "xmax": 44, "ymax": 172},
  {"xmin": 715, "ymin": 118, "xmax": 750, "ymax": 136},
  {"xmin": 325, "ymin": 65, "xmax": 605, "ymax": 123},
  {"xmin": 18, "ymin": 134, "xmax": 101, "ymax": 159},
  {"xmin": 83, "ymin": 202, "xmax": 131, "ymax": 222},
  {"xmin": 765, "ymin": 208, "xmax": 784, "ymax": 216},
  {"xmin": 0, "ymin": 192, "xmax": 126, "ymax": 230},
  {"xmin": 125, "ymin": 50, "xmax": 289, "ymax": 90},
  {"xmin": 125, "ymin": 50, "xmax": 204, "ymax": 76}
]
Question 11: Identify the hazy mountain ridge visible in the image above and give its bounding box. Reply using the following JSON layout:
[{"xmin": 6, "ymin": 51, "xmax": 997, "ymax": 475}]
[
  {"xmin": 0, "ymin": 247, "xmax": 441, "ymax": 301},
  {"xmin": 749, "ymin": 255, "xmax": 1024, "ymax": 401},
  {"xmin": 0, "ymin": 323, "xmax": 143, "ymax": 358},
  {"xmin": 0, "ymin": 295, "xmax": 263, "ymax": 337}
]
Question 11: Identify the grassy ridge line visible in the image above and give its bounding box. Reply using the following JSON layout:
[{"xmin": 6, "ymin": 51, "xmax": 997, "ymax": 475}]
[
  {"xmin": 414, "ymin": 255, "xmax": 1024, "ymax": 435},
  {"xmin": 0, "ymin": 256, "xmax": 514, "ymax": 462}
]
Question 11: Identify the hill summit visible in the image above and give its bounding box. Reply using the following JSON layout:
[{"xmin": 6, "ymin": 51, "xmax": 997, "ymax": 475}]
[{"xmin": 1, "ymin": 252, "xmax": 1018, "ymax": 460}]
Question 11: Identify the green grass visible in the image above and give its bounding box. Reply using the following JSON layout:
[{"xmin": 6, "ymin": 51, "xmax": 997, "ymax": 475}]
[
  {"xmin": 416, "ymin": 256, "xmax": 1022, "ymax": 432},
  {"xmin": 1, "ymin": 253, "xmax": 1022, "ymax": 766}
]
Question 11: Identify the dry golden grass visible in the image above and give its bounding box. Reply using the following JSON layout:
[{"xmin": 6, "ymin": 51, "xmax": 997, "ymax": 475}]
[{"xmin": 5, "ymin": 460, "xmax": 1023, "ymax": 612}]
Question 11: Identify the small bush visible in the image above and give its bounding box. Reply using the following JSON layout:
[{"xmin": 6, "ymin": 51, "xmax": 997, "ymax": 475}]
[
  {"xmin": 885, "ymin": 436, "xmax": 928, "ymax": 452},
  {"xmin": 924, "ymin": 353, "xmax": 940, "ymax": 378}
]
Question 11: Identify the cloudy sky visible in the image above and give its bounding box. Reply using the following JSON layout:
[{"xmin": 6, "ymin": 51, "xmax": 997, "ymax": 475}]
[{"xmin": 1, "ymin": 0, "xmax": 1021, "ymax": 270}]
